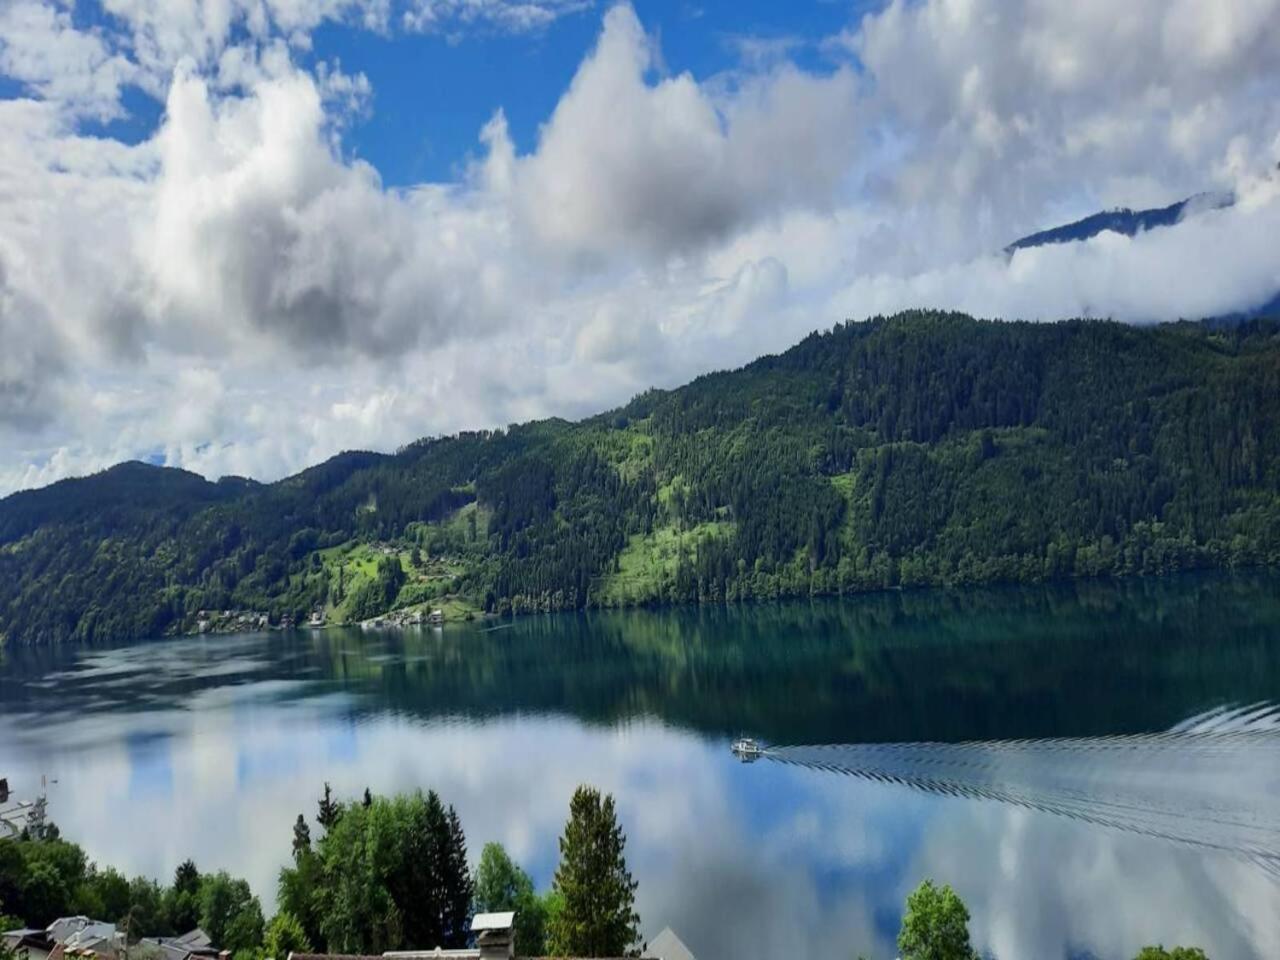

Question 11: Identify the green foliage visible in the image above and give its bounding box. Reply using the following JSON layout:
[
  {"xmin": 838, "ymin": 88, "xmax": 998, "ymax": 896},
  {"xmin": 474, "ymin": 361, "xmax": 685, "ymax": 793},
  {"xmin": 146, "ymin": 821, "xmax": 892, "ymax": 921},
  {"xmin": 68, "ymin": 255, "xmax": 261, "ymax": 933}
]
[
  {"xmin": 0, "ymin": 837, "xmax": 256, "ymax": 951},
  {"xmin": 4, "ymin": 314, "xmax": 1280, "ymax": 642},
  {"xmin": 123, "ymin": 877, "xmax": 167, "ymax": 941},
  {"xmin": 164, "ymin": 860, "xmax": 202, "ymax": 934},
  {"xmin": 290, "ymin": 816, "xmax": 311, "ymax": 860},
  {"xmin": 276, "ymin": 849, "xmax": 323, "ymax": 951},
  {"xmin": 474, "ymin": 843, "xmax": 547, "ymax": 957},
  {"xmin": 897, "ymin": 879, "xmax": 977, "ymax": 960},
  {"xmin": 87, "ymin": 868, "xmax": 131, "ymax": 926},
  {"xmin": 316, "ymin": 784, "xmax": 340, "ymax": 832},
  {"xmin": 263, "ymin": 911, "xmax": 312, "ymax": 959},
  {"xmin": 1134, "ymin": 947, "xmax": 1210, "ymax": 960},
  {"xmin": 549, "ymin": 786, "xmax": 640, "ymax": 958},
  {"xmin": 311, "ymin": 789, "xmax": 473, "ymax": 954},
  {"xmin": 199, "ymin": 872, "xmax": 264, "ymax": 954}
]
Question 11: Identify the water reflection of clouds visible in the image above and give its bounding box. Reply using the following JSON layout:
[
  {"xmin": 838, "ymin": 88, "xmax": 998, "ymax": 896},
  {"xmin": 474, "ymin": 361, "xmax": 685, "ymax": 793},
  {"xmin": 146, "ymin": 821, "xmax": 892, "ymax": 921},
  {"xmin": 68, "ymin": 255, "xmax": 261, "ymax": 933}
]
[
  {"xmin": 5, "ymin": 704, "xmax": 1276, "ymax": 959},
  {"xmin": 4, "ymin": 602, "xmax": 1280, "ymax": 960},
  {"xmin": 915, "ymin": 804, "xmax": 1280, "ymax": 960}
]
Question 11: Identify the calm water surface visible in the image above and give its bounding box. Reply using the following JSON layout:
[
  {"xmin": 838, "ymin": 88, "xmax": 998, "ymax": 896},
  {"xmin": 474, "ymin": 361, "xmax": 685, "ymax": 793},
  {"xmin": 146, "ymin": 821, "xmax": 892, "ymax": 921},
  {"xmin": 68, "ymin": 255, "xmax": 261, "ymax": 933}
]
[{"xmin": 3, "ymin": 573, "xmax": 1280, "ymax": 959}]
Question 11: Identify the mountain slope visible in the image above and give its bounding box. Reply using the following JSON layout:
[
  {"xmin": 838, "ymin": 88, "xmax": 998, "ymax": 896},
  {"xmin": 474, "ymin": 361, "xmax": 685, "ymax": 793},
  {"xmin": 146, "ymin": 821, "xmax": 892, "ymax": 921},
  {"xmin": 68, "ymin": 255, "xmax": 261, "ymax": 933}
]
[
  {"xmin": 1005, "ymin": 192, "xmax": 1233, "ymax": 252},
  {"xmin": 3, "ymin": 311, "xmax": 1280, "ymax": 645}
]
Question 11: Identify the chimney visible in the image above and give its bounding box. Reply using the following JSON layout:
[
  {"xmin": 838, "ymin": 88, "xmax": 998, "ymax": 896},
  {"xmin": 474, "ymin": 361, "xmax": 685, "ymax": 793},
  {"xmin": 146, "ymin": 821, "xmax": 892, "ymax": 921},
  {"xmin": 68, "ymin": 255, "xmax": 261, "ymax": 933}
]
[{"xmin": 470, "ymin": 912, "xmax": 515, "ymax": 960}]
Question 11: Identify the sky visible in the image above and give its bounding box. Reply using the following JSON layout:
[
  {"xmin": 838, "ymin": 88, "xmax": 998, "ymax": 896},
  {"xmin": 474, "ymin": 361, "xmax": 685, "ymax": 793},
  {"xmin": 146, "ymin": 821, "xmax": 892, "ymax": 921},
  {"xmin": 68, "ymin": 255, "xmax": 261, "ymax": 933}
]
[{"xmin": 1, "ymin": 0, "xmax": 1279, "ymax": 494}]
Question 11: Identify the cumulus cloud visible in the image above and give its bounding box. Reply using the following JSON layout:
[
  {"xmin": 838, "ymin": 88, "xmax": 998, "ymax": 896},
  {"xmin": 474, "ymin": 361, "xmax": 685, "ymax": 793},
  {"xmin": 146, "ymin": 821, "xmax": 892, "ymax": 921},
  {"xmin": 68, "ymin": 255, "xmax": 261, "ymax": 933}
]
[
  {"xmin": 505, "ymin": 4, "xmax": 859, "ymax": 261},
  {"xmin": 0, "ymin": 0, "xmax": 1279, "ymax": 493},
  {"xmin": 841, "ymin": 0, "xmax": 1280, "ymax": 258}
]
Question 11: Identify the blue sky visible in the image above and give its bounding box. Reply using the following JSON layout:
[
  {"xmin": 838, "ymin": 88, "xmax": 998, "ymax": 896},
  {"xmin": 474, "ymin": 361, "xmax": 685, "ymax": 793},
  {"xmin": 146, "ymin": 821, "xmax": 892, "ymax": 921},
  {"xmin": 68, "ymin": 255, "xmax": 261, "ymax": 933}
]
[
  {"xmin": 0, "ymin": 0, "xmax": 1278, "ymax": 492},
  {"xmin": 33, "ymin": 0, "xmax": 880, "ymax": 185},
  {"xmin": 309, "ymin": 1, "xmax": 875, "ymax": 186}
]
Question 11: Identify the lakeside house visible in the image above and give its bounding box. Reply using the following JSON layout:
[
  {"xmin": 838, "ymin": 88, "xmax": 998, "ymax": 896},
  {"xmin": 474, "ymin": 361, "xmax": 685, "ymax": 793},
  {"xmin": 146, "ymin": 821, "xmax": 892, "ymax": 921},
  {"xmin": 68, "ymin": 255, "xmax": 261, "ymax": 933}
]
[
  {"xmin": 3, "ymin": 921, "xmax": 225, "ymax": 960},
  {"xmin": 136, "ymin": 928, "xmax": 226, "ymax": 960},
  {"xmin": 4, "ymin": 916, "xmax": 124, "ymax": 960},
  {"xmin": 289, "ymin": 913, "xmax": 697, "ymax": 960}
]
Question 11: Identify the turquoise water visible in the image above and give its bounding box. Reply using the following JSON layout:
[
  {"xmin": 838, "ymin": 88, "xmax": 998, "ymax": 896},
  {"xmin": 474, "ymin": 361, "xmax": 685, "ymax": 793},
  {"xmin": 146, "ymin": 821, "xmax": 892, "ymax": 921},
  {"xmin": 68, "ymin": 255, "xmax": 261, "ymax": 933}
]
[{"xmin": 2, "ymin": 573, "xmax": 1279, "ymax": 958}]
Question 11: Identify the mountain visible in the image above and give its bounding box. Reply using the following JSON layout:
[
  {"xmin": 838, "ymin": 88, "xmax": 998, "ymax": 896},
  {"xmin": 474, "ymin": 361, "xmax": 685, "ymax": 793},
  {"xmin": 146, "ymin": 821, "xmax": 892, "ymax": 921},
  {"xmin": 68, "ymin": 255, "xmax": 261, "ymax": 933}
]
[
  {"xmin": 3, "ymin": 311, "xmax": 1280, "ymax": 646},
  {"xmin": 1005, "ymin": 191, "xmax": 1234, "ymax": 252}
]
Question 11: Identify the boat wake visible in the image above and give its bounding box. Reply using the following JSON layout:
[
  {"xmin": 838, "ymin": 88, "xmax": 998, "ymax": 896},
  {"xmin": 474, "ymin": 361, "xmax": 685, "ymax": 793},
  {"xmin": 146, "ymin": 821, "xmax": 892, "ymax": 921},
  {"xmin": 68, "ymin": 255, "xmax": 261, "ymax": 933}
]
[{"xmin": 763, "ymin": 702, "xmax": 1280, "ymax": 875}]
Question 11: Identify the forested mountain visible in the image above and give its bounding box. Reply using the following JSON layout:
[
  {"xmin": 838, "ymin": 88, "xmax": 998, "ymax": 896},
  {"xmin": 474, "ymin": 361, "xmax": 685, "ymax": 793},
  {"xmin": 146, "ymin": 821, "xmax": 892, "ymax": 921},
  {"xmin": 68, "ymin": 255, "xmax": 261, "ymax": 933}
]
[{"xmin": 3, "ymin": 311, "xmax": 1280, "ymax": 646}]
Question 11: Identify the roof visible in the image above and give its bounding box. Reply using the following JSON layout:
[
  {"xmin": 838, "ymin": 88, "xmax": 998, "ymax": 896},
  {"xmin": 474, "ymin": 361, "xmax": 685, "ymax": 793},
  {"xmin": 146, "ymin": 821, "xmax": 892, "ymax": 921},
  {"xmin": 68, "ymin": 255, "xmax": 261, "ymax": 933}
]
[
  {"xmin": 647, "ymin": 928, "xmax": 696, "ymax": 960},
  {"xmin": 174, "ymin": 930, "xmax": 212, "ymax": 949},
  {"xmin": 470, "ymin": 913, "xmax": 515, "ymax": 932}
]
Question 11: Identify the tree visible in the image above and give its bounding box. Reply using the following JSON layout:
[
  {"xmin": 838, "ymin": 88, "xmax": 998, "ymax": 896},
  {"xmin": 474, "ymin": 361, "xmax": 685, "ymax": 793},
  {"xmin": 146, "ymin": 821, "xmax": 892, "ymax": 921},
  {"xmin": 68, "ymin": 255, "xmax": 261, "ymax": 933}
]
[
  {"xmin": 1134, "ymin": 948, "xmax": 1210, "ymax": 960},
  {"xmin": 548, "ymin": 786, "xmax": 639, "ymax": 958},
  {"xmin": 263, "ymin": 911, "xmax": 312, "ymax": 959},
  {"xmin": 897, "ymin": 879, "xmax": 977, "ymax": 960},
  {"xmin": 0, "ymin": 906, "xmax": 17, "ymax": 960},
  {"xmin": 88, "ymin": 867, "xmax": 131, "ymax": 925},
  {"xmin": 124, "ymin": 876, "xmax": 167, "ymax": 939},
  {"xmin": 277, "ymin": 849, "xmax": 324, "ymax": 952},
  {"xmin": 317, "ymin": 784, "xmax": 341, "ymax": 831},
  {"xmin": 474, "ymin": 843, "xmax": 546, "ymax": 957},
  {"xmin": 165, "ymin": 861, "xmax": 202, "ymax": 934},
  {"xmin": 199, "ymin": 872, "xmax": 264, "ymax": 953},
  {"xmin": 17, "ymin": 860, "xmax": 70, "ymax": 927},
  {"xmin": 440, "ymin": 807, "xmax": 473, "ymax": 949},
  {"xmin": 291, "ymin": 816, "xmax": 311, "ymax": 861},
  {"xmin": 306, "ymin": 790, "xmax": 476, "ymax": 954}
]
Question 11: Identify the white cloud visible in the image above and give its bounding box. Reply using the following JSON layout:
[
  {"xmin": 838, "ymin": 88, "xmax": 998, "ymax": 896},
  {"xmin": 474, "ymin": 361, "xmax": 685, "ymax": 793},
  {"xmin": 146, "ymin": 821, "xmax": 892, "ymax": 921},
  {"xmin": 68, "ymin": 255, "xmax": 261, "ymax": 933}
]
[
  {"xmin": 1, "ymin": 0, "xmax": 1279, "ymax": 494},
  {"xmin": 402, "ymin": 0, "xmax": 591, "ymax": 34},
  {"xmin": 505, "ymin": 4, "xmax": 859, "ymax": 262},
  {"xmin": 0, "ymin": 1, "xmax": 137, "ymax": 119}
]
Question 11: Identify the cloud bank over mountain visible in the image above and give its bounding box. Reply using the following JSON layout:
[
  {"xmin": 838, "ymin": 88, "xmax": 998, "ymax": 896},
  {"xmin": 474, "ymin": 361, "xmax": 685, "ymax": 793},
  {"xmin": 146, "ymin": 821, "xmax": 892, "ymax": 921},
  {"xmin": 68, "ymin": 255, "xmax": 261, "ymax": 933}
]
[{"xmin": 1, "ymin": 0, "xmax": 1278, "ymax": 493}]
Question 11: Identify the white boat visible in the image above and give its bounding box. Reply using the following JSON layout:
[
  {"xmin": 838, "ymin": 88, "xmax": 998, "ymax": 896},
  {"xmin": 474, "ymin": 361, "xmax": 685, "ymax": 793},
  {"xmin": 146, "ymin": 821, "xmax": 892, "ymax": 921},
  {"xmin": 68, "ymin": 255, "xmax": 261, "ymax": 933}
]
[{"xmin": 731, "ymin": 737, "xmax": 764, "ymax": 761}]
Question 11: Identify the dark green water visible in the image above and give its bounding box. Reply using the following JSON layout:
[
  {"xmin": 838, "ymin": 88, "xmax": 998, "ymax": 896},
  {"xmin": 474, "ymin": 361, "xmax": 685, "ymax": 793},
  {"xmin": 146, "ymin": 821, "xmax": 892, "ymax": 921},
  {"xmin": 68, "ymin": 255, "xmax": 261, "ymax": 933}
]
[{"xmin": 2, "ymin": 572, "xmax": 1279, "ymax": 959}]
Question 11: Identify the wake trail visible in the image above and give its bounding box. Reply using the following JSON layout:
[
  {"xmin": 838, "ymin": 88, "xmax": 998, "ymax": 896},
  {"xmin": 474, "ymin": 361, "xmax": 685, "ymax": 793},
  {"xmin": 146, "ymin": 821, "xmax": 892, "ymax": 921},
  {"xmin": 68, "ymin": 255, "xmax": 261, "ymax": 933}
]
[{"xmin": 763, "ymin": 702, "xmax": 1280, "ymax": 875}]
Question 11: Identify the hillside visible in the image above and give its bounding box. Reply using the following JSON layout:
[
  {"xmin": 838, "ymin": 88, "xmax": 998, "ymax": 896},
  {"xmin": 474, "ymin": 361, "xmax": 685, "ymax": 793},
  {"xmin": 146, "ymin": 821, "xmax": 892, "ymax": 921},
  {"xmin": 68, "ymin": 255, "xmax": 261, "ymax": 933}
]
[{"xmin": 3, "ymin": 311, "xmax": 1280, "ymax": 646}]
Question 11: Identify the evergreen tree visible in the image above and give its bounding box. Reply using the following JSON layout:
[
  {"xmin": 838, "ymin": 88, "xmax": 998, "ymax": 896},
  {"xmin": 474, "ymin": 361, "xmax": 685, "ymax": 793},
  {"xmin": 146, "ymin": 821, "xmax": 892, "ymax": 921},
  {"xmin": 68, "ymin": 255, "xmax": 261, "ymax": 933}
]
[
  {"xmin": 165, "ymin": 861, "xmax": 202, "ymax": 934},
  {"xmin": 440, "ymin": 806, "xmax": 473, "ymax": 949},
  {"xmin": 291, "ymin": 815, "xmax": 311, "ymax": 862},
  {"xmin": 317, "ymin": 784, "xmax": 340, "ymax": 831},
  {"xmin": 548, "ymin": 786, "xmax": 640, "ymax": 958}
]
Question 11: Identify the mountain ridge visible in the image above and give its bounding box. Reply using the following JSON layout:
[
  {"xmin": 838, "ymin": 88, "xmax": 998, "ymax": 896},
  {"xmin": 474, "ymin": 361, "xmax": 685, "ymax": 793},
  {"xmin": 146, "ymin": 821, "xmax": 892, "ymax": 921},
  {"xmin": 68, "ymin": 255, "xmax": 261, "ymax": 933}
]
[{"xmin": 3, "ymin": 310, "xmax": 1280, "ymax": 646}]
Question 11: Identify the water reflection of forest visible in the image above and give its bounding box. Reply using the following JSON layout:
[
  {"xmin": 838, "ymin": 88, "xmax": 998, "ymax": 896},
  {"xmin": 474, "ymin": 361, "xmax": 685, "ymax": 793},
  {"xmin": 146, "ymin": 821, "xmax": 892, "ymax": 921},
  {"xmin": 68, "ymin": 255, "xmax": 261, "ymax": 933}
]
[{"xmin": 4, "ymin": 571, "xmax": 1280, "ymax": 745}]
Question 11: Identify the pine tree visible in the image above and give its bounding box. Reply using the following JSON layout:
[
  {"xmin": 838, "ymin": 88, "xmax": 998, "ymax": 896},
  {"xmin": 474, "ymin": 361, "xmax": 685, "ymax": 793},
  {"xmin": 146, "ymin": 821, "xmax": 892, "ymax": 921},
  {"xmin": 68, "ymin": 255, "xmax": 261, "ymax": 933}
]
[
  {"xmin": 548, "ymin": 786, "xmax": 640, "ymax": 958},
  {"xmin": 164, "ymin": 861, "xmax": 202, "ymax": 934},
  {"xmin": 317, "ymin": 783, "xmax": 341, "ymax": 831},
  {"xmin": 440, "ymin": 806, "xmax": 473, "ymax": 948},
  {"xmin": 291, "ymin": 814, "xmax": 311, "ymax": 861}
]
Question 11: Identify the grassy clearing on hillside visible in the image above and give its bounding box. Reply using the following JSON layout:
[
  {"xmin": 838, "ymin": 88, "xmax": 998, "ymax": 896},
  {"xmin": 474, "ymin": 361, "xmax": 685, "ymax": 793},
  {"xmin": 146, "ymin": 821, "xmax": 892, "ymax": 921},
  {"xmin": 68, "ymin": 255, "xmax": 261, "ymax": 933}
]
[{"xmin": 594, "ymin": 521, "xmax": 735, "ymax": 606}]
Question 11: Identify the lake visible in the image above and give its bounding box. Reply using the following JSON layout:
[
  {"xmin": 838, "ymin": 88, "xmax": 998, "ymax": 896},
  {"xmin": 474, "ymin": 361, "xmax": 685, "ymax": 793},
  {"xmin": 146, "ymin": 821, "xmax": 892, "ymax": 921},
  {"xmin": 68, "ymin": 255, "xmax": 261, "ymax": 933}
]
[{"xmin": 2, "ymin": 573, "xmax": 1279, "ymax": 959}]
